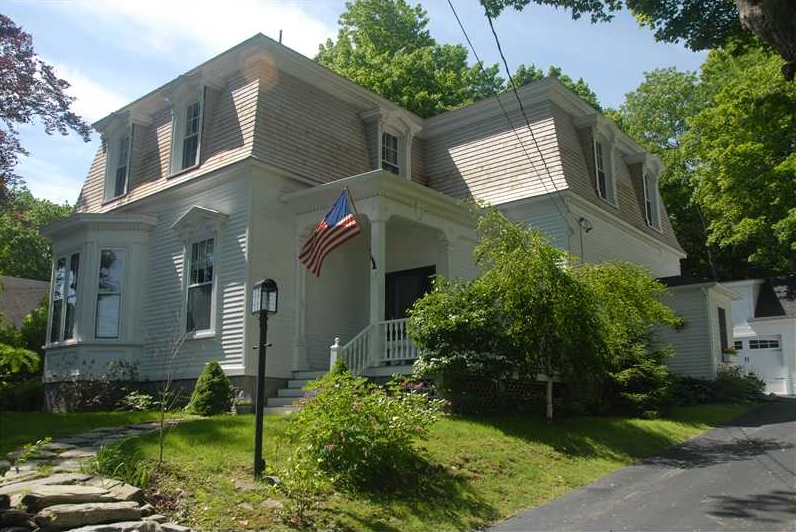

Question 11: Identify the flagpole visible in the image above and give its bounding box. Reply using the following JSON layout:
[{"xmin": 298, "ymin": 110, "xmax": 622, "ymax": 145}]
[{"xmin": 344, "ymin": 186, "xmax": 377, "ymax": 270}]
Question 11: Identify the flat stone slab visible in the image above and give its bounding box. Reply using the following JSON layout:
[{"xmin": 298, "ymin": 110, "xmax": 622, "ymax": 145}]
[
  {"xmin": 108, "ymin": 483, "xmax": 144, "ymax": 503},
  {"xmin": 20, "ymin": 484, "xmax": 114, "ymax": 511},
  {"xmin": 0, "ymin": 508, "xmax": 33, "ymax": 527},
  {"xmin": 58, "ymin": 447, "xmax": 98, "ymax": 459},
  {"xmin": 0, "ymin": 473, "xmax": 91, "ymax": 496},
  {"xmin": 41, "ymin": 442, "xmax": 78, "ymax": 452},
  {"xmin": 161, "ymin": 523, "xmax": 192, "ymax": 532},
  {"xmin": 0, "ymin": 469, "xmax": 45, "ymax": 486},
  {"xmin": 51, "ymin": 459, "xmax": 85, "ymax": 473},
  {"xmin": 67, "ymin": 520, "xmax": 161, "ymax": 532},
  {"xmin": 35, "ymin": 500, "xmax": 141, "ymax": 530}
]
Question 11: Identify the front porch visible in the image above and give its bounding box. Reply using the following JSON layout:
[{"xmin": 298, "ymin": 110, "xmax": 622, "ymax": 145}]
[{"xmin": 282, "ymin": 170, "xmax": 478, "ymax": 376}]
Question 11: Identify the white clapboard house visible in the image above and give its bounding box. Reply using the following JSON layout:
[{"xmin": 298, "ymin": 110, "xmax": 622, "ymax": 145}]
[{"xmin": 42, "ymin": 34, "xmax": 737, "ymax": 406}]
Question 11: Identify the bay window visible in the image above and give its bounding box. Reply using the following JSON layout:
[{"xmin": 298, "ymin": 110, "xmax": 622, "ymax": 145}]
[
  {"xmin": 96, "ymin": 249, "xmax": 124, "ymax": 339},
  {"xmin": 186, "ymin": 237, "xmax": 214, "ymax": 332}
]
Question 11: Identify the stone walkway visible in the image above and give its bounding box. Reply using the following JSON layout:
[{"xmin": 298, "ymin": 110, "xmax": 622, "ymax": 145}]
[{"xmin": 0, "ymin": 421, "xmax": 192, "ymax": 532}]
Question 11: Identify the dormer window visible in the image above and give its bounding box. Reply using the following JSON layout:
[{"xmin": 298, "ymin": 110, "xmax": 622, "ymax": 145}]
[
  {"xmin": 382, "ymin": 131, "xmax": 400, "ymax": 175},
  {"xmin": 643, "ymin": 172, "xmax": 661, "ymax": 230},
  {"xmin": 593, "ymin": 138, "xmax": 616, "ymax": 204},
  {"xmin": 182, "ymin": 101, "xmax": 201, "ymax": 170},
  {"xmin": 169, "ymin": 86, "xmax": 205, "ymax": 176},
  {"xmin": 103, "ymin": 128, "xmax": 131, "ymax": 202}
]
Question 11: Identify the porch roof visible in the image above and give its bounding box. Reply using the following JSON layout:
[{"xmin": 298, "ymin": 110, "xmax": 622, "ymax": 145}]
[{"xmin": 280, "ymin": 170, "xmax": 475, "ymax": 227}]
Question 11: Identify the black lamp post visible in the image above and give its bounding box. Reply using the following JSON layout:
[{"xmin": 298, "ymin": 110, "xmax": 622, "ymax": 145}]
[{"xmin": 251, "ymin": 278, "xmax": 278, "ymax": 479}]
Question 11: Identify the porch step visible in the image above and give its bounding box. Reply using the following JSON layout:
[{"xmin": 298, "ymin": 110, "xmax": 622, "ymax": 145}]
[
  {"xmin": 278, "ymin": 387, "xmax": 317, "ymax": 398},
  {"xmin": 287, "ymin": 379, "xmax": 309, "ymax": 389},
  {"xmin": 292, "ymin": 370, "xmax": 326, "ymax": 380},
  {"xmin": 266, "ymin": 396, "xmax": 301, "ymax": 407}
]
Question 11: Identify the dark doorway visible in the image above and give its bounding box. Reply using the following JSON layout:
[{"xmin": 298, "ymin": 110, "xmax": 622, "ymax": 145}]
[{"xmin": 385, "ymin": 265, "xmax": 436, "ymax": 320}]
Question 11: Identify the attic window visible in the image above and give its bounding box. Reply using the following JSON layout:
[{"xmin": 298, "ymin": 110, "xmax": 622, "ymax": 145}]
[
  {"xmin": 182, "ymin": 102, "xmax": 201, "ymax": 169},
  {"xmin": 594, "ymin": 139, "xmax": 615, "ymax": 204},
  {"xmin": 642, "ymin": 172, "xmax": 661, "ymax": 230},
  {"xmin": 382, "ymin": 132, "xmax": 400, "ymax": 175},
  {"xmin": 104, "ymin": 131, "xmax": 131, "ymax": 202},
  {"xmin": 169, "ymin": 86, "xmax": 205, "ymax": 176}
]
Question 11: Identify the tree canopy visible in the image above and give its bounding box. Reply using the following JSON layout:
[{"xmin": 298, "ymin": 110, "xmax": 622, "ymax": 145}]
[
  {"xmin": 0, "ymin": 14, "xmax": 91, "ymax": 203},
  {"xmin": 0, "ymin": 186, "xmax": 72, "ymax": 280},
  {"xmin": 316, "ymin": 0, "xmax": 601, "ymax": 117},
  {"xmin": 615, "ymin": 43, "xmax": 795, "ymax": 278},
  {"xmin": 480, "ymin": 0, "xmax": 796, "ymax": 79}
]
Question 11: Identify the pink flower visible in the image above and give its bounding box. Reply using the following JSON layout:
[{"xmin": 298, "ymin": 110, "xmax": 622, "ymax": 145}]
[{"xmin": 323, "ymin": 444, "xmax": 335, "ymax": 451}]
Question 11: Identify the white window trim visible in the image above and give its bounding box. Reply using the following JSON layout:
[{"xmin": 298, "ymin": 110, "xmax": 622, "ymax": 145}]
[
  {"xmin": 642, "ymin": 172, "xmax": 662, "ymax": 231},
  {"xmin": 381, "ymin": 130, "xmax": 401, "ymax": 176},
  {"xmin": 169, "ymin": 85, "xmax": 205, "ymax": 177},
  {"xmin": 182, "ymin": 235, "xmax": 219, "ymax": 339},
  {"xmin": 102, "ymin": 124, "xmax": 132, "ymax": 203},
  {"xmin": 47, "ymin": 249, "xmax": 82, "ymax": 347}
]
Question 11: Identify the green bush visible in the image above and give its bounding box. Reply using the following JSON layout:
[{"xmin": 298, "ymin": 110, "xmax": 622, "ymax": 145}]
[
  {"xmin": 670, "ymin": 376, "xmax": 716, "ymax": 405},
  {"xmin": 714, "ymin": 366, "xmax": 766, "ymax": 402},
  {"xmin": 0, "ymin": 378, "xmax": 43, "ymax": 411},
  {"xmin": 281, "ymin": 359, "xmax": 445, "ymax": 488},
  {"xmin": 119, "ymin": 390, "xmax": 156, "ymax": 411},
  {"xmin": 187, "ymin": 361, "xmax": 232, "ymax": 416}
]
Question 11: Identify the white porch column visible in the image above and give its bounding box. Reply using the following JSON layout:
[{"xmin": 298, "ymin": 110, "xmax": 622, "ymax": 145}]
[
  {"xmin": 369, "ymin": 218, "xmax": 387, "ymax": 365},
  {"xmin": 292, "ymin": 227, "xmax": 308, "ymax": 371}
]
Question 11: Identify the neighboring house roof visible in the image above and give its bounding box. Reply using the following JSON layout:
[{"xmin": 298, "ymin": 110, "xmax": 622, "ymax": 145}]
[
  {"xmin": 658, "ymin": 276, "xmax": 741, "ymax": 300},
  {"xmin": 0, "ymin": 276, "xmax": 49, "ymax": 328},
  {"xmin": 755, "ymin": 277, "xmax": 796, "ymax": 318},
  {"xmin": 658, "ymin": 276, "xmax": 708, "ymax": 287}
]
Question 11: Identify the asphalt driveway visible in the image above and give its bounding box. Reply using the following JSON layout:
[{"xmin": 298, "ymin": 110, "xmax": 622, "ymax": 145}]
[{"xmin": 491, "ymin": 398, "xmax": 796, "ymax": 531}]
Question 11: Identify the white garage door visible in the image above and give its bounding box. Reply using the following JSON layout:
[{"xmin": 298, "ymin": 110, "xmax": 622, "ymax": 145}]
[{"xmin": 737, "ymin": 336, "xmax": 788, "ymax": 395}]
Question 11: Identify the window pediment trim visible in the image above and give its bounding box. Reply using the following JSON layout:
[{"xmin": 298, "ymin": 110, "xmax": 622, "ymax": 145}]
[{"xmin": 171, "ymin": 206, "xmax": 228, "ymax": 240}]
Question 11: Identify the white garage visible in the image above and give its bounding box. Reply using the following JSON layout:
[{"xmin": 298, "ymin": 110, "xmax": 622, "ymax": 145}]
[
  {"xmin": 735, "ymin": 336, "xmax": 789, "ymax": 394},
  {"xmin": 726, "ymin": 278, "xmax": 796, "ymax": 396}
]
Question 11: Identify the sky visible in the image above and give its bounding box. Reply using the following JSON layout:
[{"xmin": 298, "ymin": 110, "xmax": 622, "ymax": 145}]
[{"xmin": 4, "ymin": 0, "xmax": 708, "ymax": 206}]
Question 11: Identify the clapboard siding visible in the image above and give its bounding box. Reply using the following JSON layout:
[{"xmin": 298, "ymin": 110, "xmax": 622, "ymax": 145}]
[
  {"xmin": 500, "ymin": 198, "xmax": 569, "ymax": 250},
  {"xmin": 411, "ymin": 137, "xmax": 427, "ymax": 186},
  {"xmin": 138, "ymin": 176, "xmax": 250, "ymax": 380},
  {"xmin": 659, "ymin": 289, "xmax": 714, "ymax": 378},
  {"xmin": 424, "ymin": 101, "xmax": 567, "ymax": 205},
  {"xmin": 552, "ymin": 104, "xmax": 682, "ymax": 251},
  {"xmin": 253, "ymin": 68, "xmax": 370, "ymax": 183}
]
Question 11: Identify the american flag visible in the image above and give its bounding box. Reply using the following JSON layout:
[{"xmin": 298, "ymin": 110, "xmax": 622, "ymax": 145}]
[{"xmin": 299, "ymin": 189, "xmax": 362, "ymax": 276}]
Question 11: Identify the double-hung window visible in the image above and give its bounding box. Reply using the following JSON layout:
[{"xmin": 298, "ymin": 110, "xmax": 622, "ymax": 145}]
[
  {"xmin": 50, "ymin": 253, "xmax": 80, "ymax": 343},
  {"xmin": 382, "ymin": 132, "xmax": 400, "ymax": 175},
  {"xmin": 181, "ymin": 102, "xmax": 201, "ymax": 170},
  {"xmin": 96, "ymin": 249, "xmax": 124, "ymax": 339},
  {"xmin": 643, "ymin": 173, "xmax": 661, "ymax": 230},
  {"xmin": 186, "ymin": 238, "xmax": 214, "ymax": 332},
  {"xmin": 114, "ymin": 136, "xmax": 130, "ymax": 198}
]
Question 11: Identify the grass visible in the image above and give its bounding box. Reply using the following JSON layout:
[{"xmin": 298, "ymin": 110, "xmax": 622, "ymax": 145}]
[
  {"xmin": 111, "ymin": 402, "xmax": 753, "ymax": 531},
  {"xmin": 0, "ymin": 411, "xmax": 167, "ymax": 457}
]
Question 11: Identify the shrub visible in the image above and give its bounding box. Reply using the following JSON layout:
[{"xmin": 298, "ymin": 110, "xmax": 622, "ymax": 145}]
[
  {"xmin": 0, "ymin": 378, "xmax": 43, "ymax": 411},
  {"xmin": 187, "ymin": 361, "xmax": 232, "ymax": 416},
  {"xmin": 714, "ymin": 365, "xmax": 766, "ymax": 402},
  {"xmin": 45, "ymin": 361, "xmax": 139, "ymax": 412},
  {"xmin": 119, "ymin": 390, "xmax": 156, "ymax": 411},
  {"xmin": 670, "ymin": 376, "xmax": 716, "ymax": 405},
  {"xmin": 280, "ymin": 359, "xmax": 445, "ymax": 488}
]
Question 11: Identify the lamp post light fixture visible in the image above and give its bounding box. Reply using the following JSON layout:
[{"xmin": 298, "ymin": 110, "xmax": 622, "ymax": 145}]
[{"xmin": 251, "ymin": 278, "xmax": 277, "ymax": 479}]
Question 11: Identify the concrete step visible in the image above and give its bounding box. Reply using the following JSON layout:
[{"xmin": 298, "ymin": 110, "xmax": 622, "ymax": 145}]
[
  {"xmin": 292, "ymin": 370, "xmax": 326, "ymax": 380},
  {"xmin": 267, "ymin": 396, "xmax": 300, "ymax": 407},
  {"xmin": 287, "ymin": 379, "xmax": 309, "ymax": 389},
  {"xmin": 277, "ymin": 388, "xmax": 316, "ymax": 398}
]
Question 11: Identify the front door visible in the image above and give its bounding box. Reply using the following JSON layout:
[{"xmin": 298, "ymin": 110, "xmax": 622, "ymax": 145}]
[{"xmin": 385, "ymin": 265, "xmax": 435, "ymax": 320}]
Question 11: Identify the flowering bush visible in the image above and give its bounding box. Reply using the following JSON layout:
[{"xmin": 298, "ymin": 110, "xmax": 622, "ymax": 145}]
[{"xmin": 281, "ymin": 359, "xmax": 445, "ymax": 488}]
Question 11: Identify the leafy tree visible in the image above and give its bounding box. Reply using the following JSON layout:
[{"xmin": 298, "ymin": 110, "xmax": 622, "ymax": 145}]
[
  {"xmin": 0, "ymin": 14, "xmax": 91, "ymax": 203},
  {"xmin": 480, "ymin": 0, "xmax": 796, "ymax": 79},
  {"xmin": 0, "ymin": 186, "xmax": 72, "ymax": 280},
  {"xmin": 682, "ymin": 46, "xmax": 796, "ymax": 274},
  {"xmin": 317, "ymin": 0, "xmax": 502, "ymax": 117},
  {"xmin": 513, "ymin": 64, "xmax": 602, "ymax": 109},
  {"xmin": 317, "ymin": 0, "xmax": 599, "ymax": 117}
]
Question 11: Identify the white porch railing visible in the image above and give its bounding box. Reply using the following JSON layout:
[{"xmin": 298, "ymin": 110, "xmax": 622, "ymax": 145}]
[{"xmin": 334, "ymin": 318, "xmax": 419, "ymax": 375}]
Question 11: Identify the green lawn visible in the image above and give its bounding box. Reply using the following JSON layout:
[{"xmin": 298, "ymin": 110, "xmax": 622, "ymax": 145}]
[
  {"xmin": 110, "ymin": 403, "xmax": 753, "ymax": 531},
  {"xmin": 0, "ymin": 411, "xmax": 166, "ymax": 457}
]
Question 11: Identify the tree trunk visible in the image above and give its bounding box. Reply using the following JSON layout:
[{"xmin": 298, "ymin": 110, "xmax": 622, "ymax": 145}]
[
  {"xmin": 735, "ymin": 0, "xmax": 796, "ymax": 80},
  {"xmin": 546, "ymin": 376, "xmax": 553, "ymax": 423}
]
